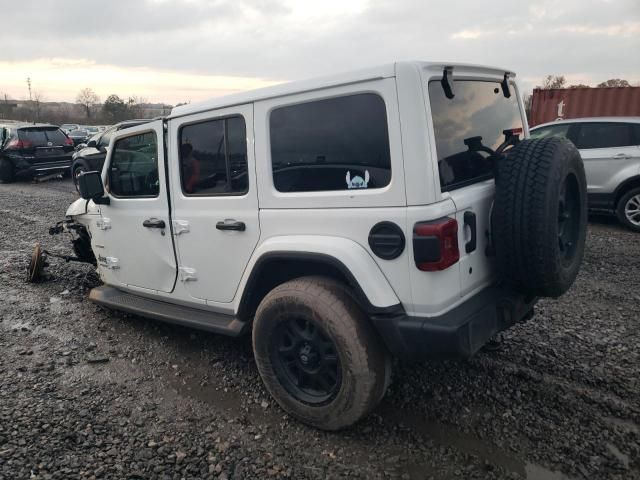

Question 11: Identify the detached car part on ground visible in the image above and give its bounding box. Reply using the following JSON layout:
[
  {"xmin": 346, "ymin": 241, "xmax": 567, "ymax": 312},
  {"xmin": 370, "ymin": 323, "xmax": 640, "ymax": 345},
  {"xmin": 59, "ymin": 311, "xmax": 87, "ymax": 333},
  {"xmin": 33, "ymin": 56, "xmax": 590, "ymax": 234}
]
[{"xmin": 30, "ymin": 62, "xmax": 588, "ymax": 431}]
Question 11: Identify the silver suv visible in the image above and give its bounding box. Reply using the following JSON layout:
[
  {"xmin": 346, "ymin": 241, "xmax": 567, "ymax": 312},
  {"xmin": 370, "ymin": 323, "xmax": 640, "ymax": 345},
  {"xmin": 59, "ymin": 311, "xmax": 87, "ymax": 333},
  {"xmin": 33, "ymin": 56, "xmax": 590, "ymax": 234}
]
[{"xmin": 531, "ymin": 117, "xmax": 640, "ymax": 231}]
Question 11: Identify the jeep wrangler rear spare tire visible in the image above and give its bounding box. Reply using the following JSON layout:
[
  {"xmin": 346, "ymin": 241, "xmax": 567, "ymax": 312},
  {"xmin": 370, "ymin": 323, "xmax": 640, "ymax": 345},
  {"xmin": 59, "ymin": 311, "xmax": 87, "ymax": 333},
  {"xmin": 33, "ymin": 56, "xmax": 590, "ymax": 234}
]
[
  {"xmin": 493, "ymin": 137, "xmax": 587, "ymax": 297},
  {"xmin": 252, "ymin": 276, "xmax": 390, "ymax": 430}
]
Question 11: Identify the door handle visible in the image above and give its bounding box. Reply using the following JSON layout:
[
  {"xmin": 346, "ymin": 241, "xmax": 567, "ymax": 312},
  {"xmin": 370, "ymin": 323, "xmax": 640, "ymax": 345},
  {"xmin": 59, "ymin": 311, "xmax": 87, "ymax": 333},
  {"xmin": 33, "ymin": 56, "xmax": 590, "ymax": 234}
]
[
  {"xmin": 613, "ymin": 153, "xmax": 630, "ymax": 159},
  {"xmin": 216, "ymin": 219, "xmax": 246, "ymax": 231},
  {"xmin": 464, "ymin": 211, "xmax": 477, "ymax": 253},
  {"xmin": 143, "ymin": 218, "xmax": 166, "ymax": 229}
]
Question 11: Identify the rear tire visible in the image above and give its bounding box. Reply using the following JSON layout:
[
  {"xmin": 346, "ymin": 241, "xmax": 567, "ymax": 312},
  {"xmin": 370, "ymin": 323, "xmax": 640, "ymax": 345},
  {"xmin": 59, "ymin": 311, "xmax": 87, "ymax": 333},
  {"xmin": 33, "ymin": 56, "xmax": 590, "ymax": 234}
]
[
  {"xmin": 252, "ymin": 276, "xmax": 390, "ymax": 430},
  {"xmin": 0, "ymin": 158, "xmax": 15, "ymax": 183},
  {"xmin": 493, "ymin": 137, "xmax": 587, "ymax": 297},
  {"xmin": 616, "ymin": 187, "xmax": 640, "ymax": 232}
]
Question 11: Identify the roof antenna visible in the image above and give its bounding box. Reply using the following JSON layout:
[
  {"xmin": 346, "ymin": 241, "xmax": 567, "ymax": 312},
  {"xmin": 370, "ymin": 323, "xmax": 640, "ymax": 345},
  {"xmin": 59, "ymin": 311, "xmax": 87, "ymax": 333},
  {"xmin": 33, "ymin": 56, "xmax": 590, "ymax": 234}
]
[
  {"xmin": 501, "ymin": 72, "xmax": 512, "ymax": 98},
  {"xmin": 441, "ymin": 66, "xmax": 455, "ymax": 99}
]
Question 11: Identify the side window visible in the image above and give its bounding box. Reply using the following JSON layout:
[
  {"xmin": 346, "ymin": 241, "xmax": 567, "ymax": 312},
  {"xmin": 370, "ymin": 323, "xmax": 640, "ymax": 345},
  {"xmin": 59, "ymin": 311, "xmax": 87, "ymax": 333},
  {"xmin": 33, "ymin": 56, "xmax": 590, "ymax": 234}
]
[
  {"xmin": 574, "ymin": 123, "xmax": 633, "ymax": 149},
  {"xmin": 631, "ymin": 124, "xmax": 640, "ymax": 145},
  {"xmin": 269, "ymin": 93, "xmax": 391, "ymax": 192},
  {"xmin": 179, "ymin": 115, "xmax": 248, "ymax": 195},
  {"xmin": 530, "ymin": 124, "xmax": 571, "ymax": 140},
  {"xmin": 108, "ymin": 131, "xmax": 159, "ymax": 197}
]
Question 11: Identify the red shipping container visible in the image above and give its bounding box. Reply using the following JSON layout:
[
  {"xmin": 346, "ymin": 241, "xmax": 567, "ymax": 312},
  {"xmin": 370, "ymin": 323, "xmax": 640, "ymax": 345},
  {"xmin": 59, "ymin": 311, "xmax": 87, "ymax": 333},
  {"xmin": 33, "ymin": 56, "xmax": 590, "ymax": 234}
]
[{"xmin": 529, "ymin": 86, "xmax": 640, "ymax": 127}]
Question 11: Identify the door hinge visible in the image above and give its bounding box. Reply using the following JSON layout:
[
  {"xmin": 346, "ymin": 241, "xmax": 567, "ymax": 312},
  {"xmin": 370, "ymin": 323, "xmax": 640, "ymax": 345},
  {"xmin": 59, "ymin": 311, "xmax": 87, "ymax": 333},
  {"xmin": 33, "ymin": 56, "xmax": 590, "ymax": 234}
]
[
  {"xmin": 179, "ymin": 266, "xmax": 197, "ymax": 282},
  {"xmin": 104, "ymin": 256, "xmax": 119, "ymax": 269},
  {"xmin": 96, "ymin": 218, "xmax": 112, "ymax": 230},
  {"xmin": 172, "ymin": 220, "xmax": 190, "ymax": 235}
]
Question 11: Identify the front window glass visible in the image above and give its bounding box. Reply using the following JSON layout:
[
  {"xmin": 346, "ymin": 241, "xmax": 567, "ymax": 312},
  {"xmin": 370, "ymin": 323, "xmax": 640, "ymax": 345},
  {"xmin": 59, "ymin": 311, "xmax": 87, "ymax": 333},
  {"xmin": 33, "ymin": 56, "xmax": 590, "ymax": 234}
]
[
  {"xmin": 270, "ymin": 93, "xmax": 391, "ymax": 192},
  {"xmin": 108, "ymin": 131, "xmax": 159, "ymax": 197},
  {"xmin": 429, "ymin": 80, "xmax": 524, "ymax": 191}
]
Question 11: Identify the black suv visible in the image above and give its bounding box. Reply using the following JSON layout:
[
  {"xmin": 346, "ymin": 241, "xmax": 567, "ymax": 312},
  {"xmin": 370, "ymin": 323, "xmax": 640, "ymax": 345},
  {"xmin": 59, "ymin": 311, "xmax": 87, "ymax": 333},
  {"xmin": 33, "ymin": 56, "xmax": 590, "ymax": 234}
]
[
  {"xmin": 0, "ymin": 123, "xmax": 75, "ymax": 182},
  {"xmin": 71, "ymin": 119, "xmax": 149, "ymax": 188}
]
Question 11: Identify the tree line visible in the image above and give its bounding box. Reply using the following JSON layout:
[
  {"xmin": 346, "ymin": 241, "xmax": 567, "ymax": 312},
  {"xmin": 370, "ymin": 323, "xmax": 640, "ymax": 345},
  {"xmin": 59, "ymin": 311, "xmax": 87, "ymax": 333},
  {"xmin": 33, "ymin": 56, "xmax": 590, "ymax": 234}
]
[{"xmin": 2, "ymin": 87, "xmax": 178, "ymax": 125}]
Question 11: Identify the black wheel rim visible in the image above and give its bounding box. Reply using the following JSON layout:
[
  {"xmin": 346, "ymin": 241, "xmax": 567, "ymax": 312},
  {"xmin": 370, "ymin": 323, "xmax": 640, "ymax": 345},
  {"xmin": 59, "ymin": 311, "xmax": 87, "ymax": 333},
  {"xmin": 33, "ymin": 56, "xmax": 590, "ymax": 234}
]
[
  {"xmin": 557, "ymin": 173, "xmax": 581, "ymax": 265},
  {"xmin": 270, "ymin": 317, "xmax": 341, "ymax": 405}
]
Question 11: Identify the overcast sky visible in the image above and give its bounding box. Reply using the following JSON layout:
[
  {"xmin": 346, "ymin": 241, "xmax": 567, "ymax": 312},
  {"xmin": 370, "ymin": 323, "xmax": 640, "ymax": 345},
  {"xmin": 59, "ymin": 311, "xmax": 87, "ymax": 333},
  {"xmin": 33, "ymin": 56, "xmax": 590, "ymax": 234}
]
[{"xmin": 1, "ymin": 0, "xmax": 638, "ymax": 104}]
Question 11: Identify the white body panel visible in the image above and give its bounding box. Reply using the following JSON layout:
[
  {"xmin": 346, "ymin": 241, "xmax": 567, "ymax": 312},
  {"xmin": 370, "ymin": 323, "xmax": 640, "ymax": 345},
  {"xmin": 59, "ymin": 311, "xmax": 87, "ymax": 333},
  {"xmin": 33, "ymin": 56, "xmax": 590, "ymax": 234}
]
[
  {"xmin": 167, "ymin": 104, "xmax": 260, "ymax": 303},
  {"xmin": 67, "ymin": 61, "xmax": 527, "ymax": 320},
  {"xmin": 91, "ymin": 122, "xmax": 177, "ymax": 293}
]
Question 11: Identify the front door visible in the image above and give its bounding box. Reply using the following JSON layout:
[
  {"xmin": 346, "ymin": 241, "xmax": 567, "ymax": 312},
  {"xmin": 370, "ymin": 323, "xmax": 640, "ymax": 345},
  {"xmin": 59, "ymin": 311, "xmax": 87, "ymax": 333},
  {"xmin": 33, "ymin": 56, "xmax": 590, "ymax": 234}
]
[
  {"xmin": 97, "ymin": 121, "xmax": 177, "ymax": 293},
  {"xmin": 168, "ymin": 105, "xmax": 259, "ymax": 304}
]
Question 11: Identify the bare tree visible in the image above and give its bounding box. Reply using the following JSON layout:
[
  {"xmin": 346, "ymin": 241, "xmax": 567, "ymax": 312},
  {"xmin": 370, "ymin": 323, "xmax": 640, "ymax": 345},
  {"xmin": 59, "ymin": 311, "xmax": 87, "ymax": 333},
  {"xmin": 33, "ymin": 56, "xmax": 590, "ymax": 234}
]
[
  {"xmin": 33, "ymin": 91, "xmax": 45, "ymax": 122},
  {"xmin": 597, "ymin": 79, "xmax": 631, "ymax": 88},
  {"xmin": 127, "ymin": 95, "xmax": 149, "ymax": 118},
  {"xmin": 76, "ymin": 88, "xmax": 101, "ymax": 118},
  {"xmin": 568, "ymin": 84, "xmax": 590, "ymax": 88},
  {"xmin": 539, "ymin": 75, "xmax": 566, "ymax": 90}
]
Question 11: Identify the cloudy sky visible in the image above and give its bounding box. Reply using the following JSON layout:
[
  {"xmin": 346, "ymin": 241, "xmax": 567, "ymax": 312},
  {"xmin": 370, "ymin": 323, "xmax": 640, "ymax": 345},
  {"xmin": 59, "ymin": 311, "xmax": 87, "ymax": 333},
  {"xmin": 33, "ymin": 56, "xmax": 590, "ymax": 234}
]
[{"xmin": 1, "ymin": 0, "xmax": 638, "ymax": 104}]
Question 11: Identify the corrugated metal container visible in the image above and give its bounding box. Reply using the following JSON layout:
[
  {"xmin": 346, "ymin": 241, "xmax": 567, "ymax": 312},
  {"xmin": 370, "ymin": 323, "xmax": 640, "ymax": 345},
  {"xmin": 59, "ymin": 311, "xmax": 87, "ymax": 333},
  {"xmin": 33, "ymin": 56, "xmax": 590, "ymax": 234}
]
[{"xmin": 530, "ymin": 86, "xmax": 640, "ymax": 126}]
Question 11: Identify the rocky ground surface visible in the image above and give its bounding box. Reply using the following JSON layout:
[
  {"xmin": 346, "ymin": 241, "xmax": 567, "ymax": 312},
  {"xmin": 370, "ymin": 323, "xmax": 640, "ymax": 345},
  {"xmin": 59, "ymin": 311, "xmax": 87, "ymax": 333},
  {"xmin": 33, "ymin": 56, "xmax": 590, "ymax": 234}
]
[{"xmin": 0, "ymin": 178, "xmax": 638, "ymax": 480}]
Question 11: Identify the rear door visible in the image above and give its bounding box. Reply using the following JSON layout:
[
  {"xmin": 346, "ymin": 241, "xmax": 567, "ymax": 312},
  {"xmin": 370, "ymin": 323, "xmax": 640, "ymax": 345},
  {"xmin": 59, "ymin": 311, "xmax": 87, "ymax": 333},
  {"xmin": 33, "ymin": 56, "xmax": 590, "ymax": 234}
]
[
  {"xmin": 168, "ymin": 105, "xmax": 260, "ymax": 304},
  {"xmin": 572, "ymin": 122, "xmax": 639, "ymax": 195},
  {"xmin": 426, "ymin": 77, "xmax": 526, "ymax": 297},
  {"xmin": 96, "ymin": 121, "xmax": 177, "ymax": 293}
]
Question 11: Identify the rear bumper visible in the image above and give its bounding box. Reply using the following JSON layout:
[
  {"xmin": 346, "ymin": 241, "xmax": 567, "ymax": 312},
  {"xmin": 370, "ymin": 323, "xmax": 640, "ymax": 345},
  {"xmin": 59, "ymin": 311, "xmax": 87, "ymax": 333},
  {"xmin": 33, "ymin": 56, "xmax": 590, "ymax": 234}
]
[
  {"xmin": 13, "ymin": 157, "xmax": 72, "ymax": 175},
  {"xmin": 371, "ymin": 285, "xmax": 537, "ymax": 360}
]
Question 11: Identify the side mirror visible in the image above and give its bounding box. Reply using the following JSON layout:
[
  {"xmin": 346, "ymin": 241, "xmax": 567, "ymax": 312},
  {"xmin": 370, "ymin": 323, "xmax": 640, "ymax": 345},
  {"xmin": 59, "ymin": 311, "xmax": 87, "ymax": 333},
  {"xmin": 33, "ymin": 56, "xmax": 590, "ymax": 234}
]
[
  {"xmin": 78, "ymin": 171, "xmax": 109, "ymax": 205},
  {"xmin": 87, "ymin": 139, "xmax": 97, "ymax": 148}
]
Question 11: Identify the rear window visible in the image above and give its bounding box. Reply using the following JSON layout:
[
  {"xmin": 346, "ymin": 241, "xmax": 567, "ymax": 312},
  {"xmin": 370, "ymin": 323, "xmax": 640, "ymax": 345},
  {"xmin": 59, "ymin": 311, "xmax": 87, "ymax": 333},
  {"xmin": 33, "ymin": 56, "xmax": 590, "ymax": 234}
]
[
  {"xmin": 429, "ymin": 80, "xmax": 524, "ymax": 191},
  {"xmin": 18, "ymin": 127, "xmax": 68, "ymax": 146},
  {"xmin": 270, "ymin": 93, "xmax": 391, "ymax": 192}
]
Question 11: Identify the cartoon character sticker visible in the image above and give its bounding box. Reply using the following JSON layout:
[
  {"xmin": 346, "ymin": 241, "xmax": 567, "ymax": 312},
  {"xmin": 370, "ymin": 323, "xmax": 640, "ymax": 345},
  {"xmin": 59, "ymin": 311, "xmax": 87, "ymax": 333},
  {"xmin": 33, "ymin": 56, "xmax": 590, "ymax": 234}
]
[{"xmin": 346, "ymin": 170, "xmax": 370, "ymax": 189}]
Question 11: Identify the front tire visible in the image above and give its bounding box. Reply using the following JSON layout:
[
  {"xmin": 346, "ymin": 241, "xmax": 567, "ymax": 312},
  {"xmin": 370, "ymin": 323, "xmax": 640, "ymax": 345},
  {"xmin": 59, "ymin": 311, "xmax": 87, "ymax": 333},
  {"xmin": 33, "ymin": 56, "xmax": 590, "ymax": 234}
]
[
  {"xmin": 0, "ymin": 158, "xmax": 15, "ymax": 183},
  {"xmin": 616, "ymin": 187, "xmax": 640, "ymax": 232},
  {"xmin": 252, "ymin": 276, "xmax": 390, "ymax": 430},
  {"xmin": 72, "ymin": 162, "xmax": 88, "ymax": 191}
]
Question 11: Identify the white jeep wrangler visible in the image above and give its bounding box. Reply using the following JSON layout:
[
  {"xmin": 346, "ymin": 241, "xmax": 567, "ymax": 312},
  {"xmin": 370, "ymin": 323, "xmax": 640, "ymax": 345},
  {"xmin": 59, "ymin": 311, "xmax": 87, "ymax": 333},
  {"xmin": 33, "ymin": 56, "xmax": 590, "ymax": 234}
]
[{"xmin": 43, "ymin": 62, "xmax": 587, "ymax": 430}]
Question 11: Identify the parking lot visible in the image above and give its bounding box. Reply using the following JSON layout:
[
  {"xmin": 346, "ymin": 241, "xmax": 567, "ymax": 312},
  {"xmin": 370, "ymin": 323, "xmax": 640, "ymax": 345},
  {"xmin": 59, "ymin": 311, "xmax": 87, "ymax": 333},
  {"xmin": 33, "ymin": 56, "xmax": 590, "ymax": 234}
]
[{"xmin": 0, "ymin": 178, "xmax": 638, "ymax": 480}]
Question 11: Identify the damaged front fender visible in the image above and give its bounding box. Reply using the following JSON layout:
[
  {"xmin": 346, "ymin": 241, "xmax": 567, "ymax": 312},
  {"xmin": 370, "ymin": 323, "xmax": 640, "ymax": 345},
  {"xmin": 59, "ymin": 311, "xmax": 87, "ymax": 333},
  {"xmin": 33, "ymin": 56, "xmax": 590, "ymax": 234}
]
[{"xmin": 65, "ymin": 198, "xmax": 101, "ymax": 218}]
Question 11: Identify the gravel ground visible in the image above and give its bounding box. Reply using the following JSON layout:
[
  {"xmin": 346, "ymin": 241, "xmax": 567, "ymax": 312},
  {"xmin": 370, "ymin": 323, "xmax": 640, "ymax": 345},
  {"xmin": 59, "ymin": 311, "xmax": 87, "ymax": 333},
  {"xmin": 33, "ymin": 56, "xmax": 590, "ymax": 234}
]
[{"xmin": 0, "ymin": 178, "xmax": 638, "ymax": 480}]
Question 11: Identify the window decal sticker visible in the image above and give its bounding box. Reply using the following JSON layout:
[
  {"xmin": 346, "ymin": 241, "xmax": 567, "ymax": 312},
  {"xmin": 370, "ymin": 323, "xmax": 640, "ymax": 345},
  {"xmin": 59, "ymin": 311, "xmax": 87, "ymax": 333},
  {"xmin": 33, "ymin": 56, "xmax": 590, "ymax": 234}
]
[{"xmin": 346, "ymin": 170, "xmax": 370, "ymax": 189}]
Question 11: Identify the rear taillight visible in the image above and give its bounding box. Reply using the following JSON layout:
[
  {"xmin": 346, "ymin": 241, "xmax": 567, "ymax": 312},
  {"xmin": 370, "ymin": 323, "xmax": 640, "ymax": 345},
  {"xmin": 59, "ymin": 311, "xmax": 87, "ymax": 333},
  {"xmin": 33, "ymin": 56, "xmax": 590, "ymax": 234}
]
[
  {"xmin": 5, "ymin": 139, "xmax": 33, "ymax": 150},
  {"xmin": 413, "ymin": 218, "xmax": 460, "ymax": 271},
  {"xmin": 64, "ymin": 136, "xmax": 74, "ymax": 146}
]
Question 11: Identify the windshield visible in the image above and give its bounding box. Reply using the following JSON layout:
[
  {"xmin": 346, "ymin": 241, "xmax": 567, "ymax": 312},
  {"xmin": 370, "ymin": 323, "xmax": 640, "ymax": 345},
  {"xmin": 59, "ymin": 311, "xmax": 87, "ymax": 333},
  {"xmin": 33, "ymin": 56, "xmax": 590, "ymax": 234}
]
[{"xmin": 429, "ymin": 80, "xmax": 524, "ymax": 191}]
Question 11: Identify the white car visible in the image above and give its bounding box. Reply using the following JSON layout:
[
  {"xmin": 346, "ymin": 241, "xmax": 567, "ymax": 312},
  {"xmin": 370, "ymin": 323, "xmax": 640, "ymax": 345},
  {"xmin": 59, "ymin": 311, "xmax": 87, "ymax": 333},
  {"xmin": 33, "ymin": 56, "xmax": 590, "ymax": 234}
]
[
  {"xmin": 41, "ymin": 62, "xmax": 587, "ymax": 430},
  {"xmin": 531, "ymin": 117, "xmax": 640, "ymax": 231}
]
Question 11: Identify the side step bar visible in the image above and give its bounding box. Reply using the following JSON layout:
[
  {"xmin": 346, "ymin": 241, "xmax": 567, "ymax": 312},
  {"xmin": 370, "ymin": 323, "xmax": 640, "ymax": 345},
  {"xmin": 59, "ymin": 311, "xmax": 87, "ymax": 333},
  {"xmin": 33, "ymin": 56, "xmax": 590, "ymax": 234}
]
[{"xmin": 89, "ymin": 285, "xmax": 247, "ymax": 336}]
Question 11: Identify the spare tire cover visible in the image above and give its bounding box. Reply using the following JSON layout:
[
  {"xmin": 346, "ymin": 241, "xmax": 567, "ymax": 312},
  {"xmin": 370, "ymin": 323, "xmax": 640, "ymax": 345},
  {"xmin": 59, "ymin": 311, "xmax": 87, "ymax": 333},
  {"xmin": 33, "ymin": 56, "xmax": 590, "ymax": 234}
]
[{"xmin": 493, "ymin": 137, "xmax": 587, "ymax": 298}]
